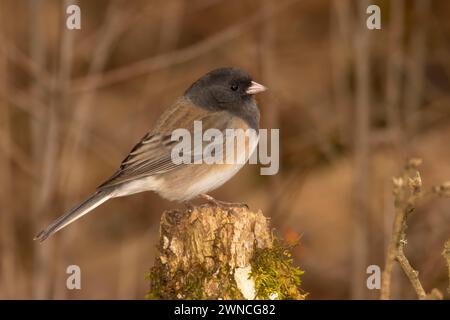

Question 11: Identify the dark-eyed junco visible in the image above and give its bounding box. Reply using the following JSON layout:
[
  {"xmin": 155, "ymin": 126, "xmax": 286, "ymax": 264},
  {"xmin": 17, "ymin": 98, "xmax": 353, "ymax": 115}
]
[{"xmin": 34, "ymin": 67, "xmax": 266, "ymax": 242}]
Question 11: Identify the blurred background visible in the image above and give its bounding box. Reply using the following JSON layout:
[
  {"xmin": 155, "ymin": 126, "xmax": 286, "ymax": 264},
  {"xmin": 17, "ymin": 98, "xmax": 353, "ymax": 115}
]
[{"xmin": 1, "ymin": 0, "xmax": 450, "ymax": 299}]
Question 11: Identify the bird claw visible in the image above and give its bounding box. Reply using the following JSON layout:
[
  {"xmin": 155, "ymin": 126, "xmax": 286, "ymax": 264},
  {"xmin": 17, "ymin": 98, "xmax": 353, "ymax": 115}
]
[
  {"xmin": 199, "ymin": 194, "xmax": 249, "ymax": 209},
  {"xmin": 183, "ymin": 202, "xmax": 195, "ymax": 213}
]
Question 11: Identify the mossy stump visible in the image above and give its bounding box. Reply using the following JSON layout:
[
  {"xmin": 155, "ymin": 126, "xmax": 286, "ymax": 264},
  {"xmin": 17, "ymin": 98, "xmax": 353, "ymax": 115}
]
[{"xmin": 146, "ymin": 204, "xmax": 306, "ymax": 300}]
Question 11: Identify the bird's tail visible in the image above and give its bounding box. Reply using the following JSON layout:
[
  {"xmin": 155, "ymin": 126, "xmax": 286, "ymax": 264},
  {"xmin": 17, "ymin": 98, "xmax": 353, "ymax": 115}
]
[{"xmin": 34, "ymin": 189, "xmax": 114, "ymax": 242}]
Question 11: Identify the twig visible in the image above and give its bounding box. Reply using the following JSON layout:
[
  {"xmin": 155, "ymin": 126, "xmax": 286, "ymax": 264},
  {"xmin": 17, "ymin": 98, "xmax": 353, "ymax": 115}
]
[
  {"xmin": 384, "ymin": 0, "xmax": 404, "ymax": 139},
  {"xmin": 330, "ymin": 0, "xmax": 352, "ymax": 145},
  {"xmin": 443, "ymin": 240, "xmax": 450, "ymax": 294},
  {"xmin": 0, "ymin": 85, "xmax": 45, "ymax": 121},
  {"xmin": 54, "ymin": 0, "xmax": 127, "ymax": 299},
  {"xmin": 404, "ymin": 0, "xmax": 430, "ymax": 133},
  {"xmin": 381, "ymin": 158, "xmax": 447, "ymax": 299},
  {"xmin": 59, "ymin": 0, "xmax": 127, "ymax": 194},
  {"xmin": 70, "ymin": 0, "xmax": 300, "ymax": 92},
  {"xmin": 30, "ymin": 0, "xmax": 63, "ymax": 300},
  {"xmin": 75, "ymin": 2, "xmax": 155, "ymax": 61},
  {"xmin": 0, "ymin": 33, "xmax": 52, "ymax": 90},
  {"xmin": 351, "ymin": 0, "xmax": 371, "ymax": 299},
  {"xmin": 396, "ymin": 239, "xmax": 426, "ymax": 299},
  {"xmin": 396, "ymin": 167, "xmax": 426, "ymax": 299},
  {"xmin": 0, "ymin": 11, "xmax": 16, "ymax": 297}
]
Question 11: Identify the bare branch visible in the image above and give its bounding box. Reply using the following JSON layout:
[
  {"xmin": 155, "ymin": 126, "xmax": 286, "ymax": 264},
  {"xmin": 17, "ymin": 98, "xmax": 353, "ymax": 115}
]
[
  {"xmin": 381, "ymin": 159, "xmax": 446, "ymax": 300},
  {"xmin": 396, "ymin": 238, "xmax": 426, "ymax": 299},
  {"xmin": 443, "ymin": 240, "xmax": 450, "ymax": 294},
  {"xmin": 70, "ymin": 0, "xmax": 300, "ymax": 92}
]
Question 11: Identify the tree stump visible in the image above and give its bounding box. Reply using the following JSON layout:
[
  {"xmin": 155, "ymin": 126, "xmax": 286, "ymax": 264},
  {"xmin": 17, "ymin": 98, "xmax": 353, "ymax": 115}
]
[{"xmin": 146, "ymin": 204, "xmax": 306, "ymax": 300}]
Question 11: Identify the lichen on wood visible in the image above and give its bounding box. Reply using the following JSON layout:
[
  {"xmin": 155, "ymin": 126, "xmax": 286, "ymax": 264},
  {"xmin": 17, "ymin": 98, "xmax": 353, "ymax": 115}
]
[{"xmin": 145, "ymin": 204, "xmax": 306, "ymax": 300}]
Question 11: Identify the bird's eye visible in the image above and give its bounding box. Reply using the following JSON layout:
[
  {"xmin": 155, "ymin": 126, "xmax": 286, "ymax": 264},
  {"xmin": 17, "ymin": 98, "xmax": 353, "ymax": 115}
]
[{"xmin": 231, "ymin": 85, "xmax": 239, "ymax": 91}]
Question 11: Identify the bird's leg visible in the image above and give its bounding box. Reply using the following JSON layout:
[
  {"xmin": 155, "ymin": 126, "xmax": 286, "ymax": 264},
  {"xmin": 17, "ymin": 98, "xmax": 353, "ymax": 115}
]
[{"xmin": 199, "ymin": 194, "xmax": 248, "ymax": 209}]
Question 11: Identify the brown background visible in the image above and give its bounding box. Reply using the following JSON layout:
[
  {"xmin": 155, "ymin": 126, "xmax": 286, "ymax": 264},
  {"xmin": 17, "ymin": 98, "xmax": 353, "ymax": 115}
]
[{"xmin": 0, "ymin": 0, "xmax": 450, "ymax": 299}]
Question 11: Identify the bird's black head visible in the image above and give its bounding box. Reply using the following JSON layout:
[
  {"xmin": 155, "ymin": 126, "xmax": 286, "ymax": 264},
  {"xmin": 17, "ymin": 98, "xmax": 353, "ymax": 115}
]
[
  {"xmin": 185, "ymin": 67, "xmax": 252, "ymax": 108},
  {"xmin": 185, "ymin": 67, "xmax": 266, "ymax": 129}
]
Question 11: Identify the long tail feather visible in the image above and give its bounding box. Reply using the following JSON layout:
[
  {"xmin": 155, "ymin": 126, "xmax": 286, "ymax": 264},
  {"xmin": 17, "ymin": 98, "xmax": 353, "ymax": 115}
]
[{"xmin": 34, "ymin": 190, "xmax": 113, "ymax": 242}]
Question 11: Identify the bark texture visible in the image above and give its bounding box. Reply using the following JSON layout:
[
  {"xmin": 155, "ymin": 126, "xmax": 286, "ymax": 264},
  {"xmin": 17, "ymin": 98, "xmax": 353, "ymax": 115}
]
[{"xmin": 147, "ymin": 204, "xmax": 305, "ymax": 300}]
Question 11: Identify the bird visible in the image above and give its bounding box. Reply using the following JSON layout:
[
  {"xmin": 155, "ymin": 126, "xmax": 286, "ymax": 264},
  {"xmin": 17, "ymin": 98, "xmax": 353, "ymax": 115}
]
[{"xmin": 34, "ymin": 67, "xmax": 266, "ymax": 242}]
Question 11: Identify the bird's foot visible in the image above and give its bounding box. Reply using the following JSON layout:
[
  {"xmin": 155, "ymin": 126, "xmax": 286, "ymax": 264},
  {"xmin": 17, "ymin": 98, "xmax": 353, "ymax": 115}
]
[{"xmin": 199, "ymin": 194, "xmax": 249, "ymax": 209}]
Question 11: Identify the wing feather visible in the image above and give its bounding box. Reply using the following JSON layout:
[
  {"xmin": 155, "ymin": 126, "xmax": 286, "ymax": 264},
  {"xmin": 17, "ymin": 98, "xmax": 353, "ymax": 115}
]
[{"xmin": 98, "ymin": 98, "xmax": 233, "ymax": 189}]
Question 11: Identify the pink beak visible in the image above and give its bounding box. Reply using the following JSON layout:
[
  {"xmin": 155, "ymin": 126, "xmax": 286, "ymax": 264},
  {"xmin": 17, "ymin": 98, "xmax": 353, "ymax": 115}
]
[{"xmin": 246, "ymin": 81, "xmax": 267, "ymax": 95}]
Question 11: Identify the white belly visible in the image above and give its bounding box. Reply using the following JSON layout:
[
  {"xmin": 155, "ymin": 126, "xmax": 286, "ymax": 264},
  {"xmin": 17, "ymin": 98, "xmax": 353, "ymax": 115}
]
[
  {"xmin": 181, "ymin": 133, "xmax": 259, "ymax": 200},
  {"xmin": 112, "ymin": 176, "xmax": 162, "ymax": 197}
]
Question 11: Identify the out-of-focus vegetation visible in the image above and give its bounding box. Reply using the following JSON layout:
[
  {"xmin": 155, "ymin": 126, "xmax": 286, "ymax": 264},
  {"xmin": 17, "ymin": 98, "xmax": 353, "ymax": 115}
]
[{"xmin": 0, "ymin": 0, "xmax": 450, "ymax": 299}]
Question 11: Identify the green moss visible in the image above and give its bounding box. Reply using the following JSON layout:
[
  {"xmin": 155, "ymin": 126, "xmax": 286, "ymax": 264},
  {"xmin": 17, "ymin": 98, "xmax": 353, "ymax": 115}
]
[
  {"xmin": 145, "ymin": 261, "xmax": 245, "ymax": 300},
  {"xmin": 250, "ymin": 239, "xmax": 306, "ymax": 300},
  {"xmin": 146, "ymin": 229, "xmax": 306, "ymax": 299},
  {"xmin": 146, "ymin": 263, "xmax": 208, "ymax": 299}
]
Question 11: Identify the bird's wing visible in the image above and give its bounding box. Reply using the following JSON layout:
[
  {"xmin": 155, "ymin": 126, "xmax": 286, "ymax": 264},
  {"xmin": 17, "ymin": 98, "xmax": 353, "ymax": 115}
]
[{"xmin": 98, "ymin": 99, "xmax": 233, "ymax": 189}]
